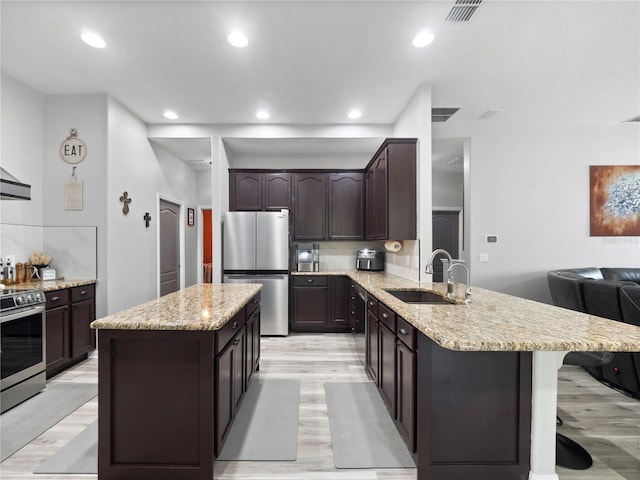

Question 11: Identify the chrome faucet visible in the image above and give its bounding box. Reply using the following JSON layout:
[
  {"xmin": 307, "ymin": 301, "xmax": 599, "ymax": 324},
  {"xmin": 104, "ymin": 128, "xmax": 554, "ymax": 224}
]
[
  {"xmin": 425, "ymin": 248, "xmax": 453, "ymax": 275},
  {"xmin": 447, "ymin": 262, "xmax": 472, "ymax": 303},
  {"xmin": 425, "ymin": 248, "xmax": 471, "ymax": 303},
  {"xmin": 425, "ymin": 248, "xmax": 456, "ymax": 297}
]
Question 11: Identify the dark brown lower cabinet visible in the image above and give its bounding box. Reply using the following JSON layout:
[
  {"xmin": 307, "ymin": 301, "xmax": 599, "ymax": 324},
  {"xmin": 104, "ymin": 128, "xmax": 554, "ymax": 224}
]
[
  {"xmin": 378, "ymin": 322, "xmax": 396, "ymax": 415},
  {"xmin": 45, "ymin": 284, "xmax": 96, "ymax": 378},
  {"xmin": 45, "ymin": 305, "xmax": 70, "ymax": 373},
  {"xmin": 98, "ymin": 329, "xmax": 214, "ymax": 480},
  {"xmin": 364, "ymin": 292, "xmax": 532, "ymax": 480},
  {"xmin": 291, "ymin": 275, "xmax": 352, "ymax": 332},
  {"xmin": 396, "ymin": 338, "xmax": 416, "ymax": 453},
  {"xmin": 291, "ymin": 276, "xmax": 327, "ymax": 329},
  {"xmin": 416, "ymin": 335, "xmax": 532, "ymax": 480},
  {"xmin": 216, "ymin": 324, "xmax": 246, "ymax": 454}
]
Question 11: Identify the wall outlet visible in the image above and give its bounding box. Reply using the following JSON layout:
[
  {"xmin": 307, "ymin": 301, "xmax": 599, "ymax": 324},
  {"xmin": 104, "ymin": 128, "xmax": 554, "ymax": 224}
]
[{"xmin": 479, "ymin": 253, "xmax": 489, "ymax": 263}]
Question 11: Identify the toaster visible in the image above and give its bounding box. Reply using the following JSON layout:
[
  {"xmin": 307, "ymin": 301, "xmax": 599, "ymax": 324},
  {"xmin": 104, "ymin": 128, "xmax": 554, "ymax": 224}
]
[{"xmin": 356, "ymin": 249, "xmax": 385, "ymax": 271}]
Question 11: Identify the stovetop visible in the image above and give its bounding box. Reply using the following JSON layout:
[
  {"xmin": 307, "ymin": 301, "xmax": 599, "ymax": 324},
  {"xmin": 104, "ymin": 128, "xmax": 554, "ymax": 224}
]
[{"xmin": 0, "ymin": 287, "xmax": 46, "ymax": 314}]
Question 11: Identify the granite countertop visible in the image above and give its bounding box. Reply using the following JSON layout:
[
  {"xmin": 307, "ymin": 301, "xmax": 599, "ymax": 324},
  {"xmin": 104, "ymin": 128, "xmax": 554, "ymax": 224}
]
[
  {"xmin": 91, "ymin": 283, "xmax": 262, "ymax": 331},
  {"xmin": 294, "ymin": 270, "xmax": 640, "ymax": 353},
  {"xmin": 7, "ymin": 279, "xmax": 96, "ymax": 292}
]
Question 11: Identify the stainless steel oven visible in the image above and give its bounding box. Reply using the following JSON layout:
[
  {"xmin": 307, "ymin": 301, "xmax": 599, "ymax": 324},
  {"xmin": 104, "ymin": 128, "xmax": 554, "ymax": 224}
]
[{"xmin": 1, "ymin": 288, "xmax": 46, "ymax": 413}]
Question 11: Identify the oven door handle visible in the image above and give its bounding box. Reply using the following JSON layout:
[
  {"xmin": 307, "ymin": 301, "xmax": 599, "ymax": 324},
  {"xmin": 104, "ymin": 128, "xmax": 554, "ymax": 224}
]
[{"xmin": 0, "ymin": 304, "xmax": 46, "ymax": 324}]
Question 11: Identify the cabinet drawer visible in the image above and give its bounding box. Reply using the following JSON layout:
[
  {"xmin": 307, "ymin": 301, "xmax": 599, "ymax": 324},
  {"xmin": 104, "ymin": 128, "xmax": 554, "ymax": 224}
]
[
  {"xmin": 245, "ymin": 293, "xmax": 261, "ymax": 317},
  {"xmin": 46, "ymin": 289, "xmax": 70, "ymax": 309},
  {"xmin": 367, "ymin": 296, "xmax": 379, "ymax": 317},
  {"xmin": 71, "ymin": 284, "xmax": 95, "ymax": 302},
  {"xmin": 216, "ymin": 310, "xmax": 245, "ymax": 354},
  {"xmin": 396, "ymin": 316, "xmax": 416, "ymax": 351},
  {"xmin": 292, "ymin": 275, "xmax": 327, "ymax": 287},
  {"xmin": 378, "ymin": 303, "xmax": 396, "ymax": 331}
]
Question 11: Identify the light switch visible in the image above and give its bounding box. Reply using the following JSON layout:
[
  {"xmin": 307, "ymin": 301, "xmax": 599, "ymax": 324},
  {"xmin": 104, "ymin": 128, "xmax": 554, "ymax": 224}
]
[{"xmin": 479, "ymin": 253, "xmax": 489, "ymax": 263}]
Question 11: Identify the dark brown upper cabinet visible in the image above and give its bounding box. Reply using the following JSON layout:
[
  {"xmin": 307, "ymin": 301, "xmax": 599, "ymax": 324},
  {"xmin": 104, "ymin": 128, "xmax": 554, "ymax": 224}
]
[
  {"xmin": 229, "ymin": 171, "xmax": 291, "ymax": 211},
  {"xmin": 293, "ymin": 173, "xmax": 327, "ymax": 240},
  {"xmin": 328, "ymin": 172, "xmax": 364, "ymax": 240},
  {"xmin": 365, "ymin": 139, "xmax": 417, "ymax": 240},
  {"xmin": 264, "ymin": 173, "xmax": 291, "ymax": 210}
]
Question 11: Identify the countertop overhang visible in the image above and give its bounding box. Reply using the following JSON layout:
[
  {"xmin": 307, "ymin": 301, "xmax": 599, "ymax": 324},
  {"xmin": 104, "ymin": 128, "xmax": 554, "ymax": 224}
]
[
  {"xmin": 293, "ymin": 270, "xmax": 640, "ymax": 353},
  {"xmin": 91, "ymin": 283, "xmax": 262, "ymax": 331}
]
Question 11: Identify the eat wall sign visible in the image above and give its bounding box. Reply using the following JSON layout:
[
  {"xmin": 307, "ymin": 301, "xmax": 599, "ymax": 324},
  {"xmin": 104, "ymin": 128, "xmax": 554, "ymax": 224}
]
[{"xmin": 60, "ymin": 128, "xmax": 87, "ymax": 164}]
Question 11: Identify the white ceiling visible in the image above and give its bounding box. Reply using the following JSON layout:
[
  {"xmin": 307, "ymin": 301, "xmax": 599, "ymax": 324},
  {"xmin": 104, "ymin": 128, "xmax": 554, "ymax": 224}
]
[{"xmin": 2, "ymin": 1, "xmax": 638, "ymax": 171}]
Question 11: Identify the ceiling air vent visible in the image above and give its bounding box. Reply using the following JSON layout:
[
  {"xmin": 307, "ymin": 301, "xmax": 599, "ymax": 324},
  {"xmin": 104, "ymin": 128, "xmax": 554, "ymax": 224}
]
[
  {"xmin": 623, "ymin": 114, "xmax": 640, "ymax": 123},
  {"xmin": 446, "ymin": 0, "xmax": 483, "ymax": 23},
  {"xmin": 432, "ymin": 107, "xmax": 460, "ymax": 122}
]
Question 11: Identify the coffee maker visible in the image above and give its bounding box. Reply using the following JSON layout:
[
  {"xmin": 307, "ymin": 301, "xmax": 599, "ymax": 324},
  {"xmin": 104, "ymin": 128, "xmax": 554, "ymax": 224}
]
[{"xmin": 296, "ymin": 243, "xmax": 319, "ymax": 272}]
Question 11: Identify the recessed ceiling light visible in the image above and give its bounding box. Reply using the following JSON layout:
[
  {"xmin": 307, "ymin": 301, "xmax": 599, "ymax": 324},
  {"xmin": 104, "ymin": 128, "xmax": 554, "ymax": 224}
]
[
  {"xmin": 228, "ymin": 31, "xmax": 248, "ymax": 48},
  {"xmin": 163, "ymin": 110, "xmax": 179, "ymax": 120},
  {"xmin": 348, "ymin": 110, "xmax": 362, "ymax": 120},
  {"xmin": 81, "ymin": 30, "xmax": 106, "ymax": 49},
  {"xmin": 256, "ymin": 110, "xmax": 270, "ymax": 120},
  {"xmin": 412, "ymin": 30, "xmax": 434, "ymax": 48}
]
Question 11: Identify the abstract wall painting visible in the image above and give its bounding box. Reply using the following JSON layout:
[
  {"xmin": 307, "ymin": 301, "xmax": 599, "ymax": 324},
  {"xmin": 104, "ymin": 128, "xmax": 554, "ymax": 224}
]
[{"xmin": 590, "ymin": 165, "xmax": 640, "ymax": 236}]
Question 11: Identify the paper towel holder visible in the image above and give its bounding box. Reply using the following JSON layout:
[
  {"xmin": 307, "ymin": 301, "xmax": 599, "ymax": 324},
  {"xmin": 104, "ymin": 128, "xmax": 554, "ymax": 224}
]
[{"xmin": 384, "ymin": 240, "xmax": 403, "ymax": 253}]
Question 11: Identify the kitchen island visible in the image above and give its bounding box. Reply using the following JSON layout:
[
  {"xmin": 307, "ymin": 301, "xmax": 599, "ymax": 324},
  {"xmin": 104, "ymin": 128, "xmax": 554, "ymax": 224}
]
[
  {"xmin": 294, "ymin": 270, "xmax": 640, "ymax": 480},
  {"xmin": 91, "ymin": 283, "xmax": 262, "ymax": 480}
]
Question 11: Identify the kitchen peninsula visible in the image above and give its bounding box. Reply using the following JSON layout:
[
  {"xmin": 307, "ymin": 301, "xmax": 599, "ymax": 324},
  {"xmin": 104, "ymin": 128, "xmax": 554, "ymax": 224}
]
[
  {"xmin": 294, "ymin": 270, "xmax": 640, "ymax": 480},
  {"xmin": 90, "ymin": 283, "xmax": 262, "ymax": 480}
]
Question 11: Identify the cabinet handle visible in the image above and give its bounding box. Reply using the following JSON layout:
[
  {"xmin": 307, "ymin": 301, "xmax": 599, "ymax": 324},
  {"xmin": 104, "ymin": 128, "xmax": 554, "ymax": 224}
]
[
  {"xmin": 233, "ymin": 338, "xmax": 240, "ymax": 346},
  {"xmin": 399, "ymin": 328, "xmax": 408, "ymax": 335},
  {"xmin": 307, "ymin": 279, "xmax": 313, "ymax": 283},
  {"xmin": 382, "ymin": 313, "xmax": 388, "ymax": 319},
  {"xmin": 80, "ymin": 290, "xmax": 86, "ymax": 295},
  {"xmin": 51, "ymin": 296, "xmax": 60, "ymax": 302},
  {"xmin": 232, "ymin": 321, "xmax": 238, "ymax": 329}
]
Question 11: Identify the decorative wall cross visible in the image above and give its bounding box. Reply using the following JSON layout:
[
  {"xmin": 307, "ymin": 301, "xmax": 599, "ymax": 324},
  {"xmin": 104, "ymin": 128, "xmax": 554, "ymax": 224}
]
[
  {"xmin": 143, "ymin": 212, "xmax": 152, "ymax": 228},
  {"xmin": 119, "ymin": 191, "xmax": 132, "ymax": 215}
]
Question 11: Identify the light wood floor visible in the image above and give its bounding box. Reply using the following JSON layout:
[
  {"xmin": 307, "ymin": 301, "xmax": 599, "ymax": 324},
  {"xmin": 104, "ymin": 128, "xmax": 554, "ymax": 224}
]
[{"xmin": 1, "ymin": 333, "xmax": 639, "ymax": 479}]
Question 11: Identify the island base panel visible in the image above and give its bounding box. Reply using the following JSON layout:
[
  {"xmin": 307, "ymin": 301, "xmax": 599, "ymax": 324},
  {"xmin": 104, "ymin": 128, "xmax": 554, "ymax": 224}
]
[
  {"xmin": 417, "ymin": 335, "xmax": 532, "ymax": 480},
  {"xmin": 98, "ymin": 329, "xmax": 214, "ymax": 480}
]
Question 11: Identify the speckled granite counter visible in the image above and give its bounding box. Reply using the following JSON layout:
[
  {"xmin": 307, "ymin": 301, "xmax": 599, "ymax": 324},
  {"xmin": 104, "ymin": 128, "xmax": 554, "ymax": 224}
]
[
  {"xmin": 293, "ymin": 270, "xmax": 640, "ymax": 352},
  {"xmin": 91, "ymin": 283, "xmax": 262, "ymax": 331},
  {"xmin": 7, "ymin": 278, "xmax": 96, "ymax": 292}
]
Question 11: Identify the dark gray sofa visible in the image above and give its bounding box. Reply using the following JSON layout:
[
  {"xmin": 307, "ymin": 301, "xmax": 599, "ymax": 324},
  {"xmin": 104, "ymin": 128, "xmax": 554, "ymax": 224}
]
[{"xmin": 547, "ymin": 267, "xmax": 640, "ymax": 398}]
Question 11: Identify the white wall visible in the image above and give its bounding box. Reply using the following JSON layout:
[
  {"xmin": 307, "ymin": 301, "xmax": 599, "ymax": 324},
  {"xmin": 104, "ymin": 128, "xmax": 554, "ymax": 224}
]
[
  {"xmin": 391, "ymin": 82, "xmax": 432, "ymax": 281},
  {"xmin": 43, "ymin": 93, "xmax": 108, "ymax": 316},
  {"xmin": 1, "ymin": 73, "xmax": 44, "ymax": 227},
  {"xmin": 433, "ymin": 171, "xmax": 464, "ymax": 209},
  {"xmin": 435, "ymin": 122, "xmax": 640, "ymax": 303},
  {"xmin": 107, "ymin": 98, "xmax": 199, "ymax": 313}
]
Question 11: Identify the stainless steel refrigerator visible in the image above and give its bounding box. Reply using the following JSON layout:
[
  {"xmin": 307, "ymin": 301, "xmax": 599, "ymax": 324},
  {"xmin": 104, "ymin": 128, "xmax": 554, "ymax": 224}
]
[{"xmin": 223, "ymin": 211, "xmax": 290, "ymax": 336}]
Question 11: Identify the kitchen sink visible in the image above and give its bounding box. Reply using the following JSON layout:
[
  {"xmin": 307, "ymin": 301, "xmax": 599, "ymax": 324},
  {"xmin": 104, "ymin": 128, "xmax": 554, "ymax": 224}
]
[{"xmin": 383, "ymin": 289, "xmax": 453, "ymax": 304}]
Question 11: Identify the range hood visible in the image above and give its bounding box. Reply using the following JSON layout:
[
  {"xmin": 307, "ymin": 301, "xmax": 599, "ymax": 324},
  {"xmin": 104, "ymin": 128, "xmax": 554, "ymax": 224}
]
[{"xmin": 0, "ymin": 167, "xmax": 31, "ymax": 200}]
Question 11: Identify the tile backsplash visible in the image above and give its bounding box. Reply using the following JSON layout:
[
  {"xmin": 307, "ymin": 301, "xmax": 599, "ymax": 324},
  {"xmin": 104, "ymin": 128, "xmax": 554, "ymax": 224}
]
[
  {"xmin": 293, "ymin": 239, "xmax": 420, "ymax": 281},
  {"xmin": 0, "ymin": 223, "xmax": 97, "ymax": 280}
]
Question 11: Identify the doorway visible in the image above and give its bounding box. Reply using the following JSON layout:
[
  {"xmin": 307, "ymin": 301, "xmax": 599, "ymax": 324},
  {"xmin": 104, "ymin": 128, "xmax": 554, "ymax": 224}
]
[
  {"xmin": 202, "ymin": 208, "xmax": 213, "ymax": 282},
  {"xmin": 159, "ymin": 199, "xmax": 181, "ymax": 296},
  {"xmin": 432, "ymin": 210, "xmax": 460, "ymax": 282}
]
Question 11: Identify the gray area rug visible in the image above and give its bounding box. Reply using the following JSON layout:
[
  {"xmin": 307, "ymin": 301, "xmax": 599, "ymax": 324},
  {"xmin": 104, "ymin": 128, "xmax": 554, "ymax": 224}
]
[
  {"xmin": 218, "ymin": 378, "xmax": 300, "ymax": 461},
  {"xmin": 324, "ymin": 382, "xmax": 416, "ymax": 469},
  {"xmin": 1, "ymin": 382, "xmax": 97, "ymax": 462},
  {"xmin": 34, "ymin": 420, "xmax": 97, "ymax": 474}
]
